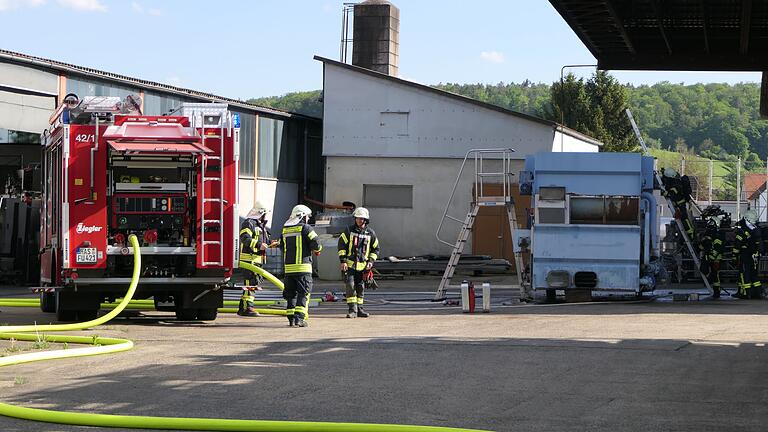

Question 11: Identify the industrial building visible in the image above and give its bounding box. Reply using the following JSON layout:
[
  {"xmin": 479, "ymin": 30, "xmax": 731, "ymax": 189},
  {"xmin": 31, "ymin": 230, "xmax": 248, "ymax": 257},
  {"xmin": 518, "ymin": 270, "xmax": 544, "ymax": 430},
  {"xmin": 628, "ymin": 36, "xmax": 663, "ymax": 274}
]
[
  {"xmin": 315, "ymin": 55, "xmax": 600, "ymax": 258},
  {"xmin": 0, "ymin": 48, "xmax": 323, "ymax": 227}
]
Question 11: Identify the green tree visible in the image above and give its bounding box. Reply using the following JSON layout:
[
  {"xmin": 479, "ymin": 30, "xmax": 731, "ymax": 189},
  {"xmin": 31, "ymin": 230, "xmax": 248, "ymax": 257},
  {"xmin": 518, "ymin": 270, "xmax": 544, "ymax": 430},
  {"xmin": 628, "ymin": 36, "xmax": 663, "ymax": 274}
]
[
  {"xmin": 543, "ymin": 73, "xmax": 592, "ymax": 135},
  {"xmin": 545, "ymin": 71, "xmax": 635, "ymax": 152}
]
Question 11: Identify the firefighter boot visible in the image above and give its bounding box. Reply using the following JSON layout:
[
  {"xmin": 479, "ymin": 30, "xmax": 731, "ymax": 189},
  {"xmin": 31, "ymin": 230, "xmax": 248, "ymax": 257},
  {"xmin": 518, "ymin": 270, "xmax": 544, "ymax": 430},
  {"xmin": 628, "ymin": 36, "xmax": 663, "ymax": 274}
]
[
  {"xmin": 287, "ymin": 315, "xmax": 295, "ymax": 327},
  {"xmin": 238, "ymin": 308, "xmax": 260, "ymax": 317},
  {"xmin": 294, "ymin": 316, "xmax": 309, "ymax": 327},
  {"xmin": 346, "ymin": 303, "xmax": 357, "ymax": 319},
  {"xmin": 357, "ymin": 306, "xmax": 370, "ymax": 318}
]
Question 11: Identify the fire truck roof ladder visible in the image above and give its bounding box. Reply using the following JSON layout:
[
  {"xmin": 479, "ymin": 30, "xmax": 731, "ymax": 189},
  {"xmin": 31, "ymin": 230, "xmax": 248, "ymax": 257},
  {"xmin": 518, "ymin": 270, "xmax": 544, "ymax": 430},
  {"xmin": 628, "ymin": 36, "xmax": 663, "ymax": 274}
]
[{"xmin": 197, "ymin": 113, "xmax": 226, "ymax": 267}]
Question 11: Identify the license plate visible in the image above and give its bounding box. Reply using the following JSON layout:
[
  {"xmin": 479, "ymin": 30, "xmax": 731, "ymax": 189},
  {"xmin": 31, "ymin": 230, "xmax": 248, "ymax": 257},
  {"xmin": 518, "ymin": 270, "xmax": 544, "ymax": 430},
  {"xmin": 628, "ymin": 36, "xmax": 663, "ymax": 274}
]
[{"xmin": 76, "ymin": 247, "xmax": 97, "ymax": 264}]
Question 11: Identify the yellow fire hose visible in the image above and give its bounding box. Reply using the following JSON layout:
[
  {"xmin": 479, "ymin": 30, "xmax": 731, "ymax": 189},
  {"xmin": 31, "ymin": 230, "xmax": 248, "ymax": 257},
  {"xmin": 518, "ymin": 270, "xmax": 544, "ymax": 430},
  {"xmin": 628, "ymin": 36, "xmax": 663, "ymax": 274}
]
[
  {"xmin": 0, "ymin": 234, "xmax": 487, "ymax": 432},
  {"xmin": 239, "ymin": 261, "xmax": 284, "ymax": 290}
]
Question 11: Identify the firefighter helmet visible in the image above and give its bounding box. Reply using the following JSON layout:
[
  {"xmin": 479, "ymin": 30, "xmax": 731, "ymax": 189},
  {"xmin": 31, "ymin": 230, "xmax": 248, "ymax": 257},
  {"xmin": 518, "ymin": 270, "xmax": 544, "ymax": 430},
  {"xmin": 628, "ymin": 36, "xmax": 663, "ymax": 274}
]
[
  {"xmin": 247, "ymin": 201, "xmax": 269, "ymax": 219},
  {"xmin": 353, "ymin": 207, "xmax": 370, "ymax": 220},
  {"xmin": 662, "ymin": 167, "xmax": 678, "ymax": 178},
  {"xmin": 290, "ymin": 204, "xmax": 312, "ymax": 220},
  {"xmin": 744, "ymin": 210, "xmax": 758, "ymax": 224}
]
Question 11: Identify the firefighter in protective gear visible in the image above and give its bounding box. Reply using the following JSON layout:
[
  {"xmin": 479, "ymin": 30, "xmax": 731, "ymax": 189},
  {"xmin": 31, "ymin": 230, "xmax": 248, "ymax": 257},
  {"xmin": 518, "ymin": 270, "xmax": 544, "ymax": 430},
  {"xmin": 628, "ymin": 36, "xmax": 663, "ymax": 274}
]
[
  {"xmin": 700, "ymin": 217, "xmax": 725, "ymax": 298},
  {"xmin": 238, "ymin": 202, "xmax": 277, "ymax": 316},
  {"xmin": 279, "ymin": 204, "xmax": 322, "ymax": 327},
  {"xmin": 660, "ymin": 168, "xmax": 695, "ymax": 241},
  {"xmin": 733, "ymin": 215, "xmax": 761, "ymax": 299},
  {"xmin": 338, "ymin": 207, "xmax": 380, "ymax": 318}
]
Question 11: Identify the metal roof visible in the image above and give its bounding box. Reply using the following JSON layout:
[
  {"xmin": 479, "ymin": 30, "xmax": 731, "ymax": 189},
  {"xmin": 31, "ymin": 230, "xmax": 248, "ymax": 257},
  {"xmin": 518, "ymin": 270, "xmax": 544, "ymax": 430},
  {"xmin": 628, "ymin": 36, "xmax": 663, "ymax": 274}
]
[
  {"xmin": 549, "ymin": 0, "xmax": 768, "ymax": 71},
  {"xmin": 0, "ymin": 48, "xmax": 319, "ymax": 121},
  {"xmin": 314, "ymin": 55, "xmax": 602, "ymax": 145}
]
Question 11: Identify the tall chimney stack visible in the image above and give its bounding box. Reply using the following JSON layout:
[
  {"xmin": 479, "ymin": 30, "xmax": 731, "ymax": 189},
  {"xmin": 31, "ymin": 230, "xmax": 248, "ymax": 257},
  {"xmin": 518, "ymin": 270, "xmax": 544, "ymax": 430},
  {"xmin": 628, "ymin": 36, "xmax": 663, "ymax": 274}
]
[{"xmin": 352, "ymin": 0, "xmax": 400, "ymax": 76}]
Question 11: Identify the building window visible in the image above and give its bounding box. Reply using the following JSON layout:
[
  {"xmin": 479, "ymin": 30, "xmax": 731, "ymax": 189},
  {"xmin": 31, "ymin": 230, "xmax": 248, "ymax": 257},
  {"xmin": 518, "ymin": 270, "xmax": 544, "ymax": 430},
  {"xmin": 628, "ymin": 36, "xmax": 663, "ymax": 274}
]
[
  {"xmin": 379, "ymin": 111, "xmax": 409, "ymax": 137},
  {"xmin": 67, "ymin": 76, "xmax": 138, "ymax": 99},
  {"xmin": 0, "ymin": 128, "xmax": 40, "ymax": 144},
  {"xmin": 143, "ymin": 92, "xmax": 192, "ymax": 115},
  {"xmin": 364, "ymin": 184, "xmax": 413, "ymax": 208},
  {"xmin": 237, "ymin": 111, "xmax": 256, "ymax": 177},
  {"xmin": 258, "ymin": 117, "xmax": 298, "ymax": 180},
  {"xmin": 569, "ymin": 196, "xmax": 639, "ymax": 225}
]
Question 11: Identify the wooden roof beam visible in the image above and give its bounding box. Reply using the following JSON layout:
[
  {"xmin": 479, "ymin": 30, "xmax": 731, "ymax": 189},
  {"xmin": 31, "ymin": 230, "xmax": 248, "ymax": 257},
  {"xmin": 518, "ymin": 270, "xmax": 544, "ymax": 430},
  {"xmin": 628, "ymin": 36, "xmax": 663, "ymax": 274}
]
[
  {"xmin": 603, "ymin": 0, "xmax": 637, "ymax": 55},
  {"xmin": 651, "ymin": 0, "xmax": 673, "ymax": 55},
  {"xmin": 740, "ymin": 0, "xmax": 753, "ymax": 55},
  {"xmin": 700, "ymin": 0, "xmax": 710, "ymax": 54}
]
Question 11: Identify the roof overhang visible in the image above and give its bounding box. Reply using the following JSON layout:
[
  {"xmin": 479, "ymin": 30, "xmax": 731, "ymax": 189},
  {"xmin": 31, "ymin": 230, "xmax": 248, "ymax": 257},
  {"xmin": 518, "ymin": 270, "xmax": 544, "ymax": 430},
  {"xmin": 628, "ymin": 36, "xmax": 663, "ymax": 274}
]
[
  {"xmin": 549, "ymin": 0, "xmax": 768, "ymax": 71},
  {"xmin": 549, "ymin": 0, "xmax": 768, "ymax": 116}
]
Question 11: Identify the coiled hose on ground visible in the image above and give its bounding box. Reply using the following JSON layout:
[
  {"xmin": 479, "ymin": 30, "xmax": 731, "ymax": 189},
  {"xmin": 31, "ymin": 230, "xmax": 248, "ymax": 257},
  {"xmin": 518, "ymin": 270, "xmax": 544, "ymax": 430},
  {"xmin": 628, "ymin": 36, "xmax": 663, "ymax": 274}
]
[{"xmin": 0, "ymin": 234, "xmax": 488, "ymax": 432}]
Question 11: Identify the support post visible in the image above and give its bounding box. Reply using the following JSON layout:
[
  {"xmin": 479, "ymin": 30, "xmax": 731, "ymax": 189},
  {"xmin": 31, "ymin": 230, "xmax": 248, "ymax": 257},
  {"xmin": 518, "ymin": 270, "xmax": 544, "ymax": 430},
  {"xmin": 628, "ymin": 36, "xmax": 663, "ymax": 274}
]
[
  {"xmin": 709, "ymin": 159, "xmax": 713, "ymax": 205},
  {"xmin": 737, "ymin": 157, "xmax": 742, "ymax": 221}
]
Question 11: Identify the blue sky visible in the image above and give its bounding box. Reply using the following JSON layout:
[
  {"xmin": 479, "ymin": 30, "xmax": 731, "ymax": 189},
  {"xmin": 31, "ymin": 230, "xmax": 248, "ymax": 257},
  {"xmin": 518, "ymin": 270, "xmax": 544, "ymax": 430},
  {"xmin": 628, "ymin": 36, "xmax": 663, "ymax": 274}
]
[{"xmin": 0, "ymin": 0, "xmax": 762, "ymax": 99}]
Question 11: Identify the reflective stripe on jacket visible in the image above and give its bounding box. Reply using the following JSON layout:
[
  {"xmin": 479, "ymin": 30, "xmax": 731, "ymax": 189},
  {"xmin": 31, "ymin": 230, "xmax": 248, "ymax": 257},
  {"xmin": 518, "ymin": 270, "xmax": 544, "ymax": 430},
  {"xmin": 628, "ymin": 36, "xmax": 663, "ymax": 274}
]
[
  {"xmin": 239, "ymin": 218, "xmax": 268, "ymax": 264},
  {"xmin": 280, "ymin": 222, "xmax": 322, "ymax": 274},
  {"xmin": 338, "ymin": 224, "xmax": 380, "ymax": 271}
]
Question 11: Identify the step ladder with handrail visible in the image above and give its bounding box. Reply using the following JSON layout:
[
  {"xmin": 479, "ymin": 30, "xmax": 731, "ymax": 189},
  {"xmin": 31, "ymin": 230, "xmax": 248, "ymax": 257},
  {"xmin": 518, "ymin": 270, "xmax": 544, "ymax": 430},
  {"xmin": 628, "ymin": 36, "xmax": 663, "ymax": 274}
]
[{"xmin": 434, "ymin": 148, "xmax": 524, "ymax": 301}]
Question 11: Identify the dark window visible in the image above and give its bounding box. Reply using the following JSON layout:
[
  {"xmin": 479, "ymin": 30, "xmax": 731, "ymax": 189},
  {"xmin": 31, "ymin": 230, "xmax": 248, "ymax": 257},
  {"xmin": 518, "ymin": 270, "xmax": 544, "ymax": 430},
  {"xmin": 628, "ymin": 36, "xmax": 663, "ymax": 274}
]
[
  {"xmin": 364, "ymin": 184, "xmax": 413, "ymax": 208},
  {"xmin": 0, "ymin": 128, "xmax": 40, "ymax": 144}
]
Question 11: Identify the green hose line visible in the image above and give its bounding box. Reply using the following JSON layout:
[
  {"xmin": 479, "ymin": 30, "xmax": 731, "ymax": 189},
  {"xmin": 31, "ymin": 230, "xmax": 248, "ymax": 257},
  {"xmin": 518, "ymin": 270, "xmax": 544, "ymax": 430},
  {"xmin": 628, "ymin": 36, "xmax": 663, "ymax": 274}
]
[
  {"xmin": 0, "ymin": 234, "xmax": 487, "ymax": 431},
  {"xmin": 0, "ymin": 234, "xmax": 141, "ymax": 333},
  {"xmin": 239, "ymin": 261, "xmax": 285, "ymax": 290},
  {"xmin": 0, "ymin": 402, "xmax": 487, "ymax": 432},
  {"xmin": 219, "ymin": 308, "xmax": 288, "ymax": 316},
  {"xmin": 0, "ymin": 302, "xmax": 290, "ymax": 315}
]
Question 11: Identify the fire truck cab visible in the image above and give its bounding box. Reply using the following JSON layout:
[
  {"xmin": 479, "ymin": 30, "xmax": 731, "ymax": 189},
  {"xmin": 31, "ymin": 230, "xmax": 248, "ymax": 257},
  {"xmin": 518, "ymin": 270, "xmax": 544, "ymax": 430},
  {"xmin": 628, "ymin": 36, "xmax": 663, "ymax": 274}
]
[{"xmin": 40, "ymin": 95, "xmax": 239, "ymax": 321}]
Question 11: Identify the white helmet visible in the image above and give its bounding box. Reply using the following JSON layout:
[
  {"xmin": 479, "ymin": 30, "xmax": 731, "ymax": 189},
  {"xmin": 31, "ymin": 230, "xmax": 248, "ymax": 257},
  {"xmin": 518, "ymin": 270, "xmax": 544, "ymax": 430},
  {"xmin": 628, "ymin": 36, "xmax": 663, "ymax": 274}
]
[
  {"xmin": 662, "ymin": 167, "xmax": 678, "ymax": 178},
  {"xmin": 247, "ymin": 201, "xmax": 269, "ymax": 219},
  {"xmin": 290, "ymin": 204, "xmax": 312, "ymax": 220},
  {"xmin": 744, "ymin": 209, "xmax": 758, "ymax": 224},
  {"xmin": 353, "ymin": 207, "xmax": 370, "ymax": 220}
]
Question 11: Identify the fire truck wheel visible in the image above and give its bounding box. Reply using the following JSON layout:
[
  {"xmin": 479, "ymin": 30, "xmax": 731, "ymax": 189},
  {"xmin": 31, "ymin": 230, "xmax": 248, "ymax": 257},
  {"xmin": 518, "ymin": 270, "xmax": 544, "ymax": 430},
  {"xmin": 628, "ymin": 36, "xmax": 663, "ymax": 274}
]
[
  {"xmin": 56, "ymin": 308, "xmax": 78, "ymax": 322},
  {"xmin": 77, "ymin": 310, "xmax": 98, "ymax": 322},
  {"xmin": 545, "ymin": 289, "xmax": 557, "ymax": 303},
  {"xmin": 196, "ymin": 308, "xmax": 218, "ymax": 321},
  {"xmin": 175, "ymin": 308, "xmax": 198, "ymax": 321},
  {"xmin": 40, "ymin": 291, "xmax": 56, "ymax": 313}
]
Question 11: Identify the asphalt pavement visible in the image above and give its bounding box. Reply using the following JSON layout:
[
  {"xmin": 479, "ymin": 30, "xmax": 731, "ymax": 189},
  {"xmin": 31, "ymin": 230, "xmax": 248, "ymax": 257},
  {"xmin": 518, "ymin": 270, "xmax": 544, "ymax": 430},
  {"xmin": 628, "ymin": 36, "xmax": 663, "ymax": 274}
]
[{"xmin": 1, "ymin": 277, "xmax": 768, "ymax": 431}]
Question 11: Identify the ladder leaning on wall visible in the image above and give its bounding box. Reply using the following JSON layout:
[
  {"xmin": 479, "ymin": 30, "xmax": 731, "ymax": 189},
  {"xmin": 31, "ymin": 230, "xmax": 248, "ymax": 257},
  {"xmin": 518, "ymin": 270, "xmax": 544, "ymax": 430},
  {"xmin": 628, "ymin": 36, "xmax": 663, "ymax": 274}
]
[{"xmin": 434, "ymin": 148, "xmax": 524, "ymax": 301}]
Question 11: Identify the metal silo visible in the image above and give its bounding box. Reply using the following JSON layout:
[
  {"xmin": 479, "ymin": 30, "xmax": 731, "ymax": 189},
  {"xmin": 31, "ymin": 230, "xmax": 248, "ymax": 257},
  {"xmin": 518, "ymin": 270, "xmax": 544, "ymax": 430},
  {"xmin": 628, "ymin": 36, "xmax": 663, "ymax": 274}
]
[{"xmin": 352, "ymin": 0, "xmax": 400, "ymax": 76}]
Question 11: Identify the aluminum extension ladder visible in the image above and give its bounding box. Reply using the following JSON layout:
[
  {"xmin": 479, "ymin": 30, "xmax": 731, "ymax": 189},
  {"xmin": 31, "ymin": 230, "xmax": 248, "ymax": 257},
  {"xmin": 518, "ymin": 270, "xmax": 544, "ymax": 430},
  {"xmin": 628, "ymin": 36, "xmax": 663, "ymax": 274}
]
[
  {"xmin": 434, "ymin": 149, "xmax": 524, "ymax": 301},
  {"xmin": 198, "ymin": 114, "xmax": 226, "ymax": 267},
  {"xmin": 626, "ymin": 109, "xmax": 712, "ymax": 294}
]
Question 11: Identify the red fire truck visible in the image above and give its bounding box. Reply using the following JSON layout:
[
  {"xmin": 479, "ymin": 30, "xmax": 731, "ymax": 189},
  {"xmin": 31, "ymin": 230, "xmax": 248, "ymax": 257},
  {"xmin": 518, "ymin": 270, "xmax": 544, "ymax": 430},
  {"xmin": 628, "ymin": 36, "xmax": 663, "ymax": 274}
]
[{"xmin": 39, "ymin": 95, "xmax": 239, "ymax": 321}]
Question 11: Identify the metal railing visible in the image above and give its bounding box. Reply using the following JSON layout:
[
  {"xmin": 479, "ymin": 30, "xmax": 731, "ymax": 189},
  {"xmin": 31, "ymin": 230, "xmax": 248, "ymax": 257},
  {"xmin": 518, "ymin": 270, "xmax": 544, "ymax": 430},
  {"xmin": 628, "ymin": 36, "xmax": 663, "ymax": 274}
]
[{"xmin": 435, "ymin": 148, "xmax": 516, "ymax": 247}]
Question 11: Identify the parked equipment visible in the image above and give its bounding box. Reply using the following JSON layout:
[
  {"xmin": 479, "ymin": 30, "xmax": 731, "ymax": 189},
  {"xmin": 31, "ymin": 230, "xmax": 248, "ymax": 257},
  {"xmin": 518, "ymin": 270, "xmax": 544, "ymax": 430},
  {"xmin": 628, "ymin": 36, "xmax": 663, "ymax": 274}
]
[
  {"xmin": 39, "ymin": 95, "xmax": 240, "ymax": 321},
  {"xmin": 520, "ymin": 151, "xmax": 659, "ymax": 301}
]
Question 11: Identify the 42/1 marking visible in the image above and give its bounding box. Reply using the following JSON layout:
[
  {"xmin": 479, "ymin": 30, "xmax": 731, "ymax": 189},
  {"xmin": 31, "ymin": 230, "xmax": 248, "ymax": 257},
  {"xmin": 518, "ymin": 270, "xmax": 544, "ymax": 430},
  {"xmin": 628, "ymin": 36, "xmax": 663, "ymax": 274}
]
[{"xmin": 75, "ymin": 134, "xmax": 95, "ymax": 143}]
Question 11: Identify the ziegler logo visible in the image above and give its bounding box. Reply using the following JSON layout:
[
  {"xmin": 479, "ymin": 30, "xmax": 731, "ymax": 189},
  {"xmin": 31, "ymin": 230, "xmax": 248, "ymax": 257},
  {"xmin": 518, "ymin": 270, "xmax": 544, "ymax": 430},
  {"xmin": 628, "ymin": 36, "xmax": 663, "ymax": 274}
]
[{"xmin": 76, "ymin": 223, "xmax": 103, "ymax": 234}]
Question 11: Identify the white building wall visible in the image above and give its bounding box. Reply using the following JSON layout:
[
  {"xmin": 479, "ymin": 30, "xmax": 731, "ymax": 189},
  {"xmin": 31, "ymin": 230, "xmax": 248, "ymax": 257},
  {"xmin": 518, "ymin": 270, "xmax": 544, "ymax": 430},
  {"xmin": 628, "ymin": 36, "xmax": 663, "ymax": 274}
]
[
  {"xmin": 323, "ymin": 63, "xmax": 558, "ymax": 158},
  {"xmin": 320, "ymin": 59, "xmax": 600, "ymax": 257},
  {"xmin": 325, "ymin": 156, "xmax": 524, "ymax": 257},
  {"xmin": 552, "ymin": 130, "xmax": 600, "ymax": 152},
  {"xmin": 252, "ymin": 179, "xmax": 299, "ymax": 232},
  {"xmin": 0, "ymin": 63, "xmax": 58, "ymax": 133}
]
